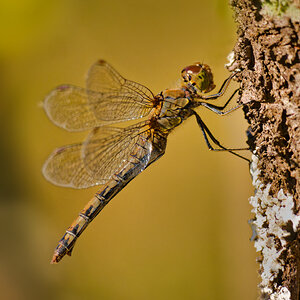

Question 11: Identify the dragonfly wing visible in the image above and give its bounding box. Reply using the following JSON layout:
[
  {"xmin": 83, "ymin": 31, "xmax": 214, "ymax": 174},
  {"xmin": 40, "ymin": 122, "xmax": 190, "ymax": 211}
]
[
  {"xmin": 85, "ymin": 60, "xmax": 155, "ymax": 122},
  {"xmin": 44, "ymin": 85, "xmax": 107, "ymax": 132},
  {"xmin": 43, "ymin": 121, "xmax": 167, "ymax": 189},
  {"xmin": 82, "ymin": 121, "xmax": 167, "ymax": 182},
  {"xmin": 42, "ymin": 143, "xmax": 104, "ymax": 189},
  {"xmin": 44, "ymin": 61, "xmax": 155, "ymax": 131}
]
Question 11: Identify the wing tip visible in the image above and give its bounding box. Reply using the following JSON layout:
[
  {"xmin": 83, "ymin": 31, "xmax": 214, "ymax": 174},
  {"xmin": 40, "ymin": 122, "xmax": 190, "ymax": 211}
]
[
  {"xmin": 42, "ymin": 149, "xmax": 102, "ymax": 189},
  {"xmin": 96, "ymin": 59, "xmax": 106, "ymax": 65},
  {"xmin": 42, "ymin": 149, "xmax": 74, "ymax": 188},
  {"xmin": 43, "ymin": 86, "xmax": 62, "ymax": 121},
  {"xmin": 43, "ymin": 85, "xmax": 80, "ymax": 132},
  {"xmin": 44, "ymin": 84, "xmax": 71, "ymax": 104}
]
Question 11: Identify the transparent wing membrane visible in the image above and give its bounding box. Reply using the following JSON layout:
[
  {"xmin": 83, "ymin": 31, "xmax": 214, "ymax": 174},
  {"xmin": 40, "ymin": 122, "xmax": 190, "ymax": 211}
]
[
  {"xmin": 42, "ymin": 121, "xmax": 166, "ymax": 189},
  {"xmin": 44, "ymin": 85, "xmax": 105, "ymax": 131},
  {"xmin": 86, "ymin": 60, "xmax": 155, "ymax": 122},
  {"xmin": 82, "ymin": 122, "xmax": 153, "ymax": 182},
  {"xmin": 43, "ymin": 61, "xmax": 156, "ymax": 132},
  {"xmin": 42, "ymin": 143, "xmax": 102, "ymax": 188}
]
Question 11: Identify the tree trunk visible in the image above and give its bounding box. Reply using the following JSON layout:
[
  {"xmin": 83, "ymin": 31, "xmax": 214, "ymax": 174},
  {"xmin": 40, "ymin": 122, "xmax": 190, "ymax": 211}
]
[{"xmin": 228, "ymin": 1, "xmax": 300, "ymax": 299}]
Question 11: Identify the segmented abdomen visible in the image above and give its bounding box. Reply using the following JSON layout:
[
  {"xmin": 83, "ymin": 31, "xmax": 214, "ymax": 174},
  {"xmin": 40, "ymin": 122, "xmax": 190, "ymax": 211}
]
[{"xmin": 51, "ymin": 134, "xmax": 152, "ymax": 263}]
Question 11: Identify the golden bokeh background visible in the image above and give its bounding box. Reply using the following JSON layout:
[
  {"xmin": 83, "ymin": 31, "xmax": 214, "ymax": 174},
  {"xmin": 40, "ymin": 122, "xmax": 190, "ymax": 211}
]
[{"xmin": 0, "ymin": 1, "xmax": 258, "ymax": 299}]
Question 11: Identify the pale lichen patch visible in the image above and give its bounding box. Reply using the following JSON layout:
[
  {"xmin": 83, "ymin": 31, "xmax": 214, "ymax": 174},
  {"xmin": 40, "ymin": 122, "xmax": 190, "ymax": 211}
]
[
  {"xmin": 264, "ymin": 286, "xmax": 292, "ymax": 300},
  {"xmin": 225, "ymin": 51, "xmax": 235, "ymax": 68},
  {"xmin": 249, "ymin": 154, "xmax": 300, "ymax": 298}
]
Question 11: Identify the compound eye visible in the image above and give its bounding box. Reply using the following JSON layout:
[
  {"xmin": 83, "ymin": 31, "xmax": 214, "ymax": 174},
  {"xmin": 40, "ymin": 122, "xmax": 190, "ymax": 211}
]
[
  {"xmin": 181, "ymin": 64, "xmax": 201, "ymax": 76},
  {"xmin": 181, "ymin": 63, "xmax": 215, "ymax": 93},
  {"xmin": 181, "ymin": 64, "xmax": 203, "ymax": 85}
]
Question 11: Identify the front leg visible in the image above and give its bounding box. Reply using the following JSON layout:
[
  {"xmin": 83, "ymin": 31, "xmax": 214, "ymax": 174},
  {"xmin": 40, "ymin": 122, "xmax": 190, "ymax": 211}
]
[
  {"xmin": 193, "ymin": 88, "xmax": 241, "ymax": 115},
  {"xmin": 201, "ymin": 71, "xmax": 239, "ymax": 100},
  {"xmin": 199, "ymin": 89, "xmax": 242, "ymax": 115}
]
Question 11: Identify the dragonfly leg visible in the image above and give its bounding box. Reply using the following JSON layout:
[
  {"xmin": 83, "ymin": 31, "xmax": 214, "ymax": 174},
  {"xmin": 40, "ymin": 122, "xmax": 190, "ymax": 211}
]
[
  {"xmin": 201, "ymin": 103, "xmax": 242, "ymax": 116},
  {"xmin": 198, "ymin": 89, "xmax": 241, "ymax": 115},
  {"xmin": 192, "ymin": 111, "xmax": 250, "ymax": 162},
  {"xmin": 201, "ymin": 71, "xmax": 239, "ymax": 100}
]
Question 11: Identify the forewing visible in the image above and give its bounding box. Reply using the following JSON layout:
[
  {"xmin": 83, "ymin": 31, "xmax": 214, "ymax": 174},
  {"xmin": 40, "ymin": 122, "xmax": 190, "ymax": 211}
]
[
  {"xmin": 43, "ymin": 61, "xmax": 155, "ymax": 131},
  {"xmin": 44, "ymin": 85, "xmax": 107, "ymax": 131},
  {"xmin": 42, "ymin": 143, "xmax": 103, "ymax": 189},
  {"xmin": 86, "ymin": 60, "xmax": 155, "ymax": 122}
]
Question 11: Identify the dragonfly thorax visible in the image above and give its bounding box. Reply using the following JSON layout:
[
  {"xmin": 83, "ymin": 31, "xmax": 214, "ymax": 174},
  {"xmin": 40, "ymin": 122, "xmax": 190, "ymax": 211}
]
[{"xmin": 155, "ymin": 89, "xmax": 190, "ymax": 131}]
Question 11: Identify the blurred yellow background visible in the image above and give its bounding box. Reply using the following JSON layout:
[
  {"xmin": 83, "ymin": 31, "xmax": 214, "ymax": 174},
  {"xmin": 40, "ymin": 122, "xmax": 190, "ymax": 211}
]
[{"xmin": 0, "ymin": 0, "xmax": 258, "ymax": 299}]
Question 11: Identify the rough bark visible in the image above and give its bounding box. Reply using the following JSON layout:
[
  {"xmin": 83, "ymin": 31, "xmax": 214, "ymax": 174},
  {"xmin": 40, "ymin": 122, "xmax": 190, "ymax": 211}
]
[{"xmin": 227, "ymin": 1, "xmax": 300, "ymax": 299}]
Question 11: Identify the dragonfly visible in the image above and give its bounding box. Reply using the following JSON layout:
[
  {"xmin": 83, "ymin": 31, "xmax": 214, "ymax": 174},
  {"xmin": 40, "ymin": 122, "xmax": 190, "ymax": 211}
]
[{"xmin": 43, "ymin": 60, "xmax": 248, "ymax": 264}]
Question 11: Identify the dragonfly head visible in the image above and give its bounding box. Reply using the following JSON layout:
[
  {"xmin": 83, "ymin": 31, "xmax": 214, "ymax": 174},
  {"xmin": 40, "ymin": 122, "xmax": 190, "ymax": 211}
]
[{"xmin": 181, "ymin": 63, "xmax": 215, "ymax": 94}]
